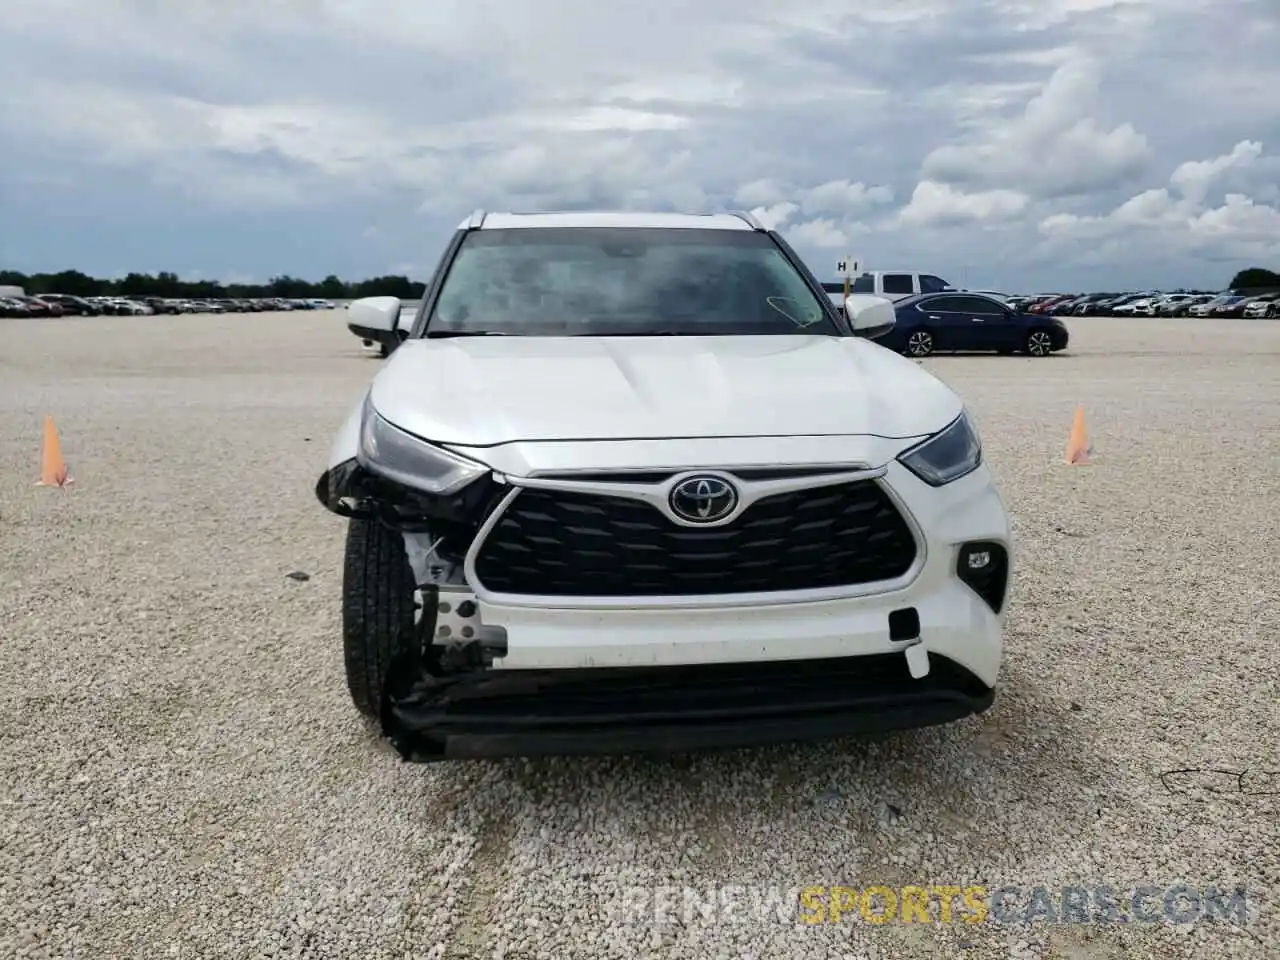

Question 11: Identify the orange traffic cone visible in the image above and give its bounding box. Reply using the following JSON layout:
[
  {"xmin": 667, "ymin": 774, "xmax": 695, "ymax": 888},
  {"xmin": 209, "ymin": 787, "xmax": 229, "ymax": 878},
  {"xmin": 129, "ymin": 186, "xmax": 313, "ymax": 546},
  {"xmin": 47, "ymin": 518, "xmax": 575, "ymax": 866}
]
[
  {"xmin": 1065, "ymin": 405, "xmax": 1092, "ymax": 465},
  {"xmin": 35, "ymin": 415, "xmax": 74, "ymax": 487}
]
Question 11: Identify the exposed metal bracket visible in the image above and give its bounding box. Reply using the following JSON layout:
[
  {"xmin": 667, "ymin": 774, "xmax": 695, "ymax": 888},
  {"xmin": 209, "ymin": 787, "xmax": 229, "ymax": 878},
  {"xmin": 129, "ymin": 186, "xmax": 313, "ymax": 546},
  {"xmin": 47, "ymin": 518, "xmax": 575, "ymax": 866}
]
[{"xmin": 434, "ymin": 586, "xmax": 507, "ymax": 650}]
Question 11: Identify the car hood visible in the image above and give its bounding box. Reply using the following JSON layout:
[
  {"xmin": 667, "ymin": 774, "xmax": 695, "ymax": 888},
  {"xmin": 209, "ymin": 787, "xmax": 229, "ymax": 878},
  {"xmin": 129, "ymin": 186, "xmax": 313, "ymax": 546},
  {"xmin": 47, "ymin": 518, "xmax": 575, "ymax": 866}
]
[{"xmin": 367, "ymin": 335, "xmax": 962, "ymax": 447}]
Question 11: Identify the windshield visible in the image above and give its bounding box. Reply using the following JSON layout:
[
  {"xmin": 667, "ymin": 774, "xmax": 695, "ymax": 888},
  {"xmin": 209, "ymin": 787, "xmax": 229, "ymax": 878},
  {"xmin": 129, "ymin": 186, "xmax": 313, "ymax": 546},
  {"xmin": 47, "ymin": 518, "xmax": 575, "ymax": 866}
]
[{"xmin": 424, "ymin": 227, "xmax": 839, "ymax": 337}]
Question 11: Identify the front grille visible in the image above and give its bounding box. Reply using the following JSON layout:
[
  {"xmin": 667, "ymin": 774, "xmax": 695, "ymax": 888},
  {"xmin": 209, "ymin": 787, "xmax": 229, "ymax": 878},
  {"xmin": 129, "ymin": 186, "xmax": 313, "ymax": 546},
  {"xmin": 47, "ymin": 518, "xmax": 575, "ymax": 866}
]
[{"xmin": 471, "ymin": 480, "xmax": 918, "ymax": 596}]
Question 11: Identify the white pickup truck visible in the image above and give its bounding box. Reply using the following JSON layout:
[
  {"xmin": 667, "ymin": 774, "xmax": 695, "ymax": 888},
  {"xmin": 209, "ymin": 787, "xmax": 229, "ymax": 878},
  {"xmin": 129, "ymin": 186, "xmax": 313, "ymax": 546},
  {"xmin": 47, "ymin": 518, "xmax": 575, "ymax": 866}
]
[{"xmin": 823, "ymin": 271, "xmax": 956, "ymax": 306}]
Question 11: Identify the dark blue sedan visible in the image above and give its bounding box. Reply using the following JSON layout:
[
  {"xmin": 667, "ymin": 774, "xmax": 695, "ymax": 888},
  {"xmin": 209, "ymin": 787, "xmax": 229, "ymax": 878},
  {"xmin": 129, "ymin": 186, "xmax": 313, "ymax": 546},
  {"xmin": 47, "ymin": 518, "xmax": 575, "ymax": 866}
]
[{"xmin": 877, "ymin": 292, "xmax": 1070, "ymax": 358}]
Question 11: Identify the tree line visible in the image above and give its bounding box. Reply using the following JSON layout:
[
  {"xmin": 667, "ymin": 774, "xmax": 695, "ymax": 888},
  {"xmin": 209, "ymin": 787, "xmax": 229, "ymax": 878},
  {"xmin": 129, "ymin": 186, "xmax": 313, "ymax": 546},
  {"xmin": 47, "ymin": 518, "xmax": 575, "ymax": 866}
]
[
  {"xmin": 0, "ymin": 269, "xmax": 426, "ymax": 301},
  {"xmin": 3, "ymin": 265, "xmax": 1276, "ymax": 300},
  {"xmin": 1228, "ymin": 268, "xmax": 1280, "ymax": 290}
]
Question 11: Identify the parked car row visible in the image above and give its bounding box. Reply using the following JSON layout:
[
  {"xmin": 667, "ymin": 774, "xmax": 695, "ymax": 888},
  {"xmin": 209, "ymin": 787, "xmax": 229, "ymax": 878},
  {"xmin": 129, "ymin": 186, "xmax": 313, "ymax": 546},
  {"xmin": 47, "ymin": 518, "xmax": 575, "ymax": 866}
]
[
  {"xmin": 0, "ymin": 294, "xmax": 338, "ymax": 317},
  {"xmin": 1007, "ymin": 290, "xmax": 1280, "ymax": 318},
  {"xmin": 0, "ymin": 295, "xmax": 67, "ymax": 317},
  {"xmin": 1187, "ymin": 292, "xmax": 1280, "ymax": 318}
]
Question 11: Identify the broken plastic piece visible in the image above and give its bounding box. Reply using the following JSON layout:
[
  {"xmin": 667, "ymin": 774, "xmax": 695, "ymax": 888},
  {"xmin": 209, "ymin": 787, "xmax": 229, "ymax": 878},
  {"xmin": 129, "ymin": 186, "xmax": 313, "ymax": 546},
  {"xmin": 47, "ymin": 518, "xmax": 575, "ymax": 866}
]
[{"xmin": 904, "ymin": 641, "xmax": 930, "ymax": 679}]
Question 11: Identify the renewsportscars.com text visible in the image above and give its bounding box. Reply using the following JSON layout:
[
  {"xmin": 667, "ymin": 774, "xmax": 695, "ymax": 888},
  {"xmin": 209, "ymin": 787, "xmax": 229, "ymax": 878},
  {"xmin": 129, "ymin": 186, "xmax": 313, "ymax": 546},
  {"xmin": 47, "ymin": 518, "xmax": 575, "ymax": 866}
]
[{"xmin": 604, "ymin": 884, "xmax": 1249, "ymax": 927}]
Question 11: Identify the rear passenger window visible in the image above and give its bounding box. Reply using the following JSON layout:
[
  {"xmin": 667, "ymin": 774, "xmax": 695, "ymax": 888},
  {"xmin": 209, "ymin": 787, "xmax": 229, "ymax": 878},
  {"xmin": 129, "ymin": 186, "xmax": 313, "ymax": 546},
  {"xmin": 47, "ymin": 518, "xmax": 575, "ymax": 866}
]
[
  {"xmin": 920, "ymin": 275, "xmax": 949, "ymax": 293},
  {"xmin": 954, "ymin": 296, "xmax": 1003, "ymax": 315},
  {"xmin": 882, "ymin": 274, "xmax": 915, "ymax": 295},
  {"xmin": 851, "ymin": 274, "xmax": 875, "ymax": 293}
]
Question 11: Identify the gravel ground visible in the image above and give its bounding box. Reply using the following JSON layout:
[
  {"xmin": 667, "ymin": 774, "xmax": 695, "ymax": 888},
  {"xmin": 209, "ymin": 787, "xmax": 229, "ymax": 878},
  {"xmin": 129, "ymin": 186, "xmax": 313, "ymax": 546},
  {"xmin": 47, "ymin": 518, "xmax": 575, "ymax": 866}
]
[{"xmin": 1, "ymin": 312, "xmax": 1277, "ymax": 960}]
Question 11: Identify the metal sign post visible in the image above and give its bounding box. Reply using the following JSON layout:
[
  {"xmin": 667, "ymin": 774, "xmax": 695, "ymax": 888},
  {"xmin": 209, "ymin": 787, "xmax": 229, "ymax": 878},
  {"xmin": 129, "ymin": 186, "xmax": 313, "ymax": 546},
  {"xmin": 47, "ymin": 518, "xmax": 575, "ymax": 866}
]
[{"xmin": 837, "ymin": 257, "xmax": 859, "ymax": 300}]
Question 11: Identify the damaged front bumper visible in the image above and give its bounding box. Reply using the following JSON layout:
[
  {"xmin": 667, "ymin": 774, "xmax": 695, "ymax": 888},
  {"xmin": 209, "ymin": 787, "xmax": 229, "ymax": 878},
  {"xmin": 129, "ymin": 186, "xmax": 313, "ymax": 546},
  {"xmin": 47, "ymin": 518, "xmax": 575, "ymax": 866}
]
[
  {"xmin": 318, "ymin": 459, "xmax": 1006, "ymax": 763},
  {"xmin": 378, "ymin": 575, "xmax": 1002, "ymax": 762},
  {"xmin": 379, "ymin": 652, "xmax": 995, "ymax": 762}
]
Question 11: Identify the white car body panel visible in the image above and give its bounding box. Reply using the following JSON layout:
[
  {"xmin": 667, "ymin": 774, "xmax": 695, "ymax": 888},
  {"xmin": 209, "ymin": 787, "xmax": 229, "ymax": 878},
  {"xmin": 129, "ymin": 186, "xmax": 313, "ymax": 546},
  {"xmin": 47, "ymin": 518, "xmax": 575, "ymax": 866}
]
[
  {"xmin": 365, "ymin": 335, "xmax": 962, "ymax": 448},
  {"xmin": 329, "ymin": 393, "xmax": 368, "ymax": 471},
  {"xmin": 442, "ymin": 434, "xmax": 926, "ymax": 477},
  {"xmin": 1114, "ymin": 298, "xmax": 1151, "ymax": 314}
]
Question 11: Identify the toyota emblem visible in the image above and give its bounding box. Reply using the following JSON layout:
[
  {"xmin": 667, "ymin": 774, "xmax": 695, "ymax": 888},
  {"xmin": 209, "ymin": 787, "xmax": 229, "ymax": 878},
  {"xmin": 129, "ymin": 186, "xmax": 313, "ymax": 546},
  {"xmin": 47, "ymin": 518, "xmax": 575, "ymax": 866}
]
[{"xmin": 669, "ymin": 475, "xmax": 739, "ymax": 523}]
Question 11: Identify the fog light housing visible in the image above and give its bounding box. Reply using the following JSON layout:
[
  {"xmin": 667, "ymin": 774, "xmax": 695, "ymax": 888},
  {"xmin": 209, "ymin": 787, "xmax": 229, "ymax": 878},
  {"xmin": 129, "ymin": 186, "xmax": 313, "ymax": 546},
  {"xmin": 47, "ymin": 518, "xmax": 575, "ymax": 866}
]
[{"xmin": 956, "ymin": 541, "xmax": 1009, "ymax": 614}]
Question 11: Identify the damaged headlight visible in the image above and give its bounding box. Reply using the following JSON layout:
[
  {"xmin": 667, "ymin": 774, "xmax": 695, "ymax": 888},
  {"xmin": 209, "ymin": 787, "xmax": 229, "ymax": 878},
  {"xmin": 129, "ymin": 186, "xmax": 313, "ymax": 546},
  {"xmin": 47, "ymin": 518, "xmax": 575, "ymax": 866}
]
[
  {"xmin": 897, "ymin": 410, "xmax": 983, "ymax": 486},
  {"xmin": 357, "ymin": 396, "xmax": 489, "ymax": 496}
]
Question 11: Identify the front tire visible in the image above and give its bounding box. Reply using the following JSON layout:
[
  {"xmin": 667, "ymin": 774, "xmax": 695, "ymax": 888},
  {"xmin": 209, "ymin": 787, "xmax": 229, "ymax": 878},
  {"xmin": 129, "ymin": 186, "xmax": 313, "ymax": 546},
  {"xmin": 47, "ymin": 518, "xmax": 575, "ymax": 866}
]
[
  {"xmin": 905, "ymin": 330, "xmax": 935, "ymax": 357},
  {"xmin": 1025, "ymin": 329, "xmax": 1054, "ymax": 356},
  {"xmin": 342, "ymin": 518, "xmax": 417, "ymax": 718}
]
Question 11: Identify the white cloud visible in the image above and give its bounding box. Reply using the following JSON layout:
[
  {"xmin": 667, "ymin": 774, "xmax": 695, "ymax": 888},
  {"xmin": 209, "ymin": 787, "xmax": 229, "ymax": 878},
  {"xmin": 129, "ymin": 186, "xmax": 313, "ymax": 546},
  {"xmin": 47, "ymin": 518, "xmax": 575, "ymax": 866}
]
[
  {"xmin": 920, "ymin": 55, "xmax": 1152, "ymax": 199},
  {"xmin": 748, "ymin": 202, "xmax": 799, "ymax": 230},
  {"xmin": 798, "ymin": 180, "xmax": 894, "ymax": 216},
  {"xmin": 1169, "ymin": 140, "xmax": 1263, "ymax": 204},
  {"xmin": 787, "ymin": 218, "xmax": 866, "ymax": 249},
  {"xmin": 734, "ymin": 179, "xmax": 787, "ymax": 208},
  {"xmin": 899, "ymin": 181, "xmax": 1030, "ymax": 226},
  {"xmin": 1189, "ymin": 194, "xmax": 1280, "ymax": 243},
  {"xmin": 1037, "ymin": 140, "xmax": 1280, "ymax": 263}
]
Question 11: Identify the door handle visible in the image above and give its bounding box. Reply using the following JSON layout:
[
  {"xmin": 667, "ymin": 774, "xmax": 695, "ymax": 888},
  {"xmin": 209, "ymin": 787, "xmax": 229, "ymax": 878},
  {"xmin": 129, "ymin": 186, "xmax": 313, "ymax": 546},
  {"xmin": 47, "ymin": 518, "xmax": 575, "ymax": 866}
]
[
  {"xmin": 971, "ymin": 317, "xmax": 984, "ymax": 322},
  {"xmin": 928, "ymin": 315, "xmax": 940, "ymax": 320}
]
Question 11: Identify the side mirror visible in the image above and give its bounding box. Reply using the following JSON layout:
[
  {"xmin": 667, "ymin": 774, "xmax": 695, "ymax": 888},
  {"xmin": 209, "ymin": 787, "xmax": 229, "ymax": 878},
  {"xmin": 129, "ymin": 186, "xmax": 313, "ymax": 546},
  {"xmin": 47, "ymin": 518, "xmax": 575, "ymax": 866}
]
[
  {"xmin": 844, "ymin": 294, "xmax": 896, "ymax": 339},
  {"xmin": 346, "ymin": 296, "xmax": 401, "ymax": 333}
]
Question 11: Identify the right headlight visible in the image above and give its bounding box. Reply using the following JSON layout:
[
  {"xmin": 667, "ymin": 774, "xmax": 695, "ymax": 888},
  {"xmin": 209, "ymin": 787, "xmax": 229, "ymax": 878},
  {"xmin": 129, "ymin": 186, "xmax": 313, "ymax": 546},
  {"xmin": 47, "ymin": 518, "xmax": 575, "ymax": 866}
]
[
  {"xmin": 897, "ymin": 410, "xmax": 983, "ymax": 486},
  {"xmin": 356, "ymin": 395, "xmax": 489, "ymax": 496}
]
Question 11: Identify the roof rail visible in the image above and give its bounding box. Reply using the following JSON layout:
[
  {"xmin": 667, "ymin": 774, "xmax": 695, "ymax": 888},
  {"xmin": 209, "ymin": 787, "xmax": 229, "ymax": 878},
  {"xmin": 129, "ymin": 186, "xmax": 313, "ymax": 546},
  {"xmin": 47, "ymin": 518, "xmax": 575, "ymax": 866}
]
[
  {"xmin": 728, "ymin": 209, "xmax": 765, "ymax": 230},
  {"xmin": 467, "ymin": 208, "xmax": 487, "ymax": 229}
]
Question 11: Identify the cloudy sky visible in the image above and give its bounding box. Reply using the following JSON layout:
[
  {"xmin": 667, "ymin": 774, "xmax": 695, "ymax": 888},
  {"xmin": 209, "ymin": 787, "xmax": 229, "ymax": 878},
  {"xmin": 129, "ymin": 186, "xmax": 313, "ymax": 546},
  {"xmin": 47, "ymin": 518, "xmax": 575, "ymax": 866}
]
[{"xmin": 2, "ymin": 0, "xmax": 1278, "ymax": 292}]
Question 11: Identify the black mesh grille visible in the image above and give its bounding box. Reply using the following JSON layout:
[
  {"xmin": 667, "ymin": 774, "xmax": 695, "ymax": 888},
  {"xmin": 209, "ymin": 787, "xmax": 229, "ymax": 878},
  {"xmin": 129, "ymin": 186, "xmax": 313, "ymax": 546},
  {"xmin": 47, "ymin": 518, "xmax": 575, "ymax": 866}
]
[{"xmin": 472, "ymin": 480, "xmax": 918, "ymax": 596}]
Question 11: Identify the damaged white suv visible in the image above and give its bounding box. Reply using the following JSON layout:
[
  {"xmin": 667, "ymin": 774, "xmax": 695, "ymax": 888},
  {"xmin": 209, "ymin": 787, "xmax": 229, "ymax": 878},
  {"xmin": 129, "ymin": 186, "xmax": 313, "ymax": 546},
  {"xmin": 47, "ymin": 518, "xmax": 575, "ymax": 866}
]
[{"xmin": 315, "ymin": 210, "xmax": 1013, "ymax": 762}]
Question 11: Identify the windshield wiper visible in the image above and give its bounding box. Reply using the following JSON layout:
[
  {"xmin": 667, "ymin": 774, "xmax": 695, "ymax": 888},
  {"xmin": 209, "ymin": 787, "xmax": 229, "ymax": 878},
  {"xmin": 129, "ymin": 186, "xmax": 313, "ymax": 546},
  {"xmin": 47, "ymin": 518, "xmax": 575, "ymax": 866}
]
[
  {"xmin": 425, "ymin": 330, "xmax": 510, "ymax": 338},
  {"xmin": 571, "ymin": 330, "xmax": 709, "ymax": 337}
]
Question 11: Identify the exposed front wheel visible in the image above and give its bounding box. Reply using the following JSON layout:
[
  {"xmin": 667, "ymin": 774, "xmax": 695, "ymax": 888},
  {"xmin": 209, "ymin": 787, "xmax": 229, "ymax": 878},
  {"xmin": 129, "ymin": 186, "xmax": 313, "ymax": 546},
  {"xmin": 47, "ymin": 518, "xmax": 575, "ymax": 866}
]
[
  {"xmin": 341, "ymin": 518, "xmax": 418, "ymax": 718},
  {"xmin": 905, "ymin": 330, "xmax": 935, "ymax": 357},
  {"xmin": 1026, "ymin": 330, "xmax": 1054, "ymax": 356}
]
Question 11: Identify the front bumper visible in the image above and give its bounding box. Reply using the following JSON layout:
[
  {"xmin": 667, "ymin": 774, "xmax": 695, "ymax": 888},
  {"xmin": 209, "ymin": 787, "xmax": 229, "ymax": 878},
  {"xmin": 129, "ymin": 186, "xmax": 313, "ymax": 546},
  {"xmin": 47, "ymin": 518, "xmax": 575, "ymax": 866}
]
[
  {"xmin": 382, "ymin": 462, "xmax": 1012, "ymax": 761},
  {"xmin": 383, "ymin": 652, "xmax": 995, "ymax": 761}
]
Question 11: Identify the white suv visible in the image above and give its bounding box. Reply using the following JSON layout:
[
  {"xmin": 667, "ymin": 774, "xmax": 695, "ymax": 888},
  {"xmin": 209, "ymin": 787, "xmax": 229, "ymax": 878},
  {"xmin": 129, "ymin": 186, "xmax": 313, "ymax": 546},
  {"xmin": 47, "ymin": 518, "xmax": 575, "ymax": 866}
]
[{"xmin": 315, "ymin": 210, "xmax": 1013, "ymax": 762}]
